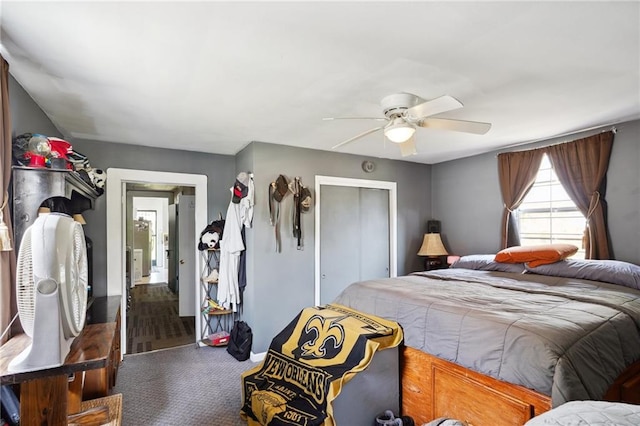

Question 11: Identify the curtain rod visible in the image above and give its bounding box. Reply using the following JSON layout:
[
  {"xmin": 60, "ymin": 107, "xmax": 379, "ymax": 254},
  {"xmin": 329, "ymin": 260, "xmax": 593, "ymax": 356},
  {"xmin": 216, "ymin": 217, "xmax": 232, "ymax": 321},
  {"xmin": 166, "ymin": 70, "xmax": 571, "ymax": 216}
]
[{"xmin": 497, "ymin": 123, "xmax": 620, "ymax": 156}]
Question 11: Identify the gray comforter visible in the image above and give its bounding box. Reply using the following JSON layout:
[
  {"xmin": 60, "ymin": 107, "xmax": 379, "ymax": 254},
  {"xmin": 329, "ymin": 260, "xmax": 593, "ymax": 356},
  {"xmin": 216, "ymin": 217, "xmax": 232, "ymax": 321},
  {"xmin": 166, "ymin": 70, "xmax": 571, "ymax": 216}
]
[{"xmin": 333, "ymin": 269, "xmax": 640, "ymax": 407}]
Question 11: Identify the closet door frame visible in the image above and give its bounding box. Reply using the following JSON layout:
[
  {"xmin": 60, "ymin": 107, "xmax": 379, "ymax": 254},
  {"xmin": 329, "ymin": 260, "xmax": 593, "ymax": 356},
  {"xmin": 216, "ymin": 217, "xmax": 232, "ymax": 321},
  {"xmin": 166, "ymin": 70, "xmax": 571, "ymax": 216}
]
[{"xmin": 314, "ymin": 175, "xmax": 397, "ymax": 306}]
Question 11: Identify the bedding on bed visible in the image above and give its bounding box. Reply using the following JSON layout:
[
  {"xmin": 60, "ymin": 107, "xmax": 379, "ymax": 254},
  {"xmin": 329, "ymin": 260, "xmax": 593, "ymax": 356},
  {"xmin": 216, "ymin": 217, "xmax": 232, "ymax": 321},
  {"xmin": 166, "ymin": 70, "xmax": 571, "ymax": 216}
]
[
  {"xmin": 450, "ymin": 254, "xmax": 526, "ymax": 274},
  {"xmin": 332, "ymin": 268, "xmax": 640, "ymax": 407},
  {"xmin": 524, "ymin": 401, "xmax": 640, "ymax": 426},
  {"xmin": 525, "ymin": 259, "xmax": 640, "ymax": 290}
]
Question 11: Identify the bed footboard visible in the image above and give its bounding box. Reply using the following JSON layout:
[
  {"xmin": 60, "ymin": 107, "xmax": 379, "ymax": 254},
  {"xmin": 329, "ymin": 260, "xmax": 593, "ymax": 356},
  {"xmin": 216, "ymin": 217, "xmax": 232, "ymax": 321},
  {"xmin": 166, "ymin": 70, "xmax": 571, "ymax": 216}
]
[
  {"xmin": 401, "ymin": 346, "xmax": 640, "ymax": 425},
  {"xmin": 401, "ymin": 346, "xmax": 552, "ymax": 425},
  {"xmin": 603, "ymin": 359, "xmax": 640, "ymax": 404}
]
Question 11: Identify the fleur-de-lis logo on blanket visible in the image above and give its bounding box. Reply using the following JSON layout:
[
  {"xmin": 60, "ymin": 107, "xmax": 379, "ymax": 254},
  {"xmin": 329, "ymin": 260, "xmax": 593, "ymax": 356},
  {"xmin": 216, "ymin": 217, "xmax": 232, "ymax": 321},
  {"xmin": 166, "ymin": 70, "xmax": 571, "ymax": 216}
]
[{"xmin": 299, "ymin": 314, "xmax": 345, "ymax": 359}]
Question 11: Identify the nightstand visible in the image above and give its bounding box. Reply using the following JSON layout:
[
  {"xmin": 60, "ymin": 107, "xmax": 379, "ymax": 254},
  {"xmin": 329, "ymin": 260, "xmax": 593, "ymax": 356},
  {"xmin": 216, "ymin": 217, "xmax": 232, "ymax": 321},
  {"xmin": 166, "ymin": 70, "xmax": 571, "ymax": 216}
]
[
  {"xmin": 417, "ymin": 233, "xmax": 449, "ymax": 271},
  {"xmin": 424, "ymin": 256, "xmax": 448, "ymax": 271}
]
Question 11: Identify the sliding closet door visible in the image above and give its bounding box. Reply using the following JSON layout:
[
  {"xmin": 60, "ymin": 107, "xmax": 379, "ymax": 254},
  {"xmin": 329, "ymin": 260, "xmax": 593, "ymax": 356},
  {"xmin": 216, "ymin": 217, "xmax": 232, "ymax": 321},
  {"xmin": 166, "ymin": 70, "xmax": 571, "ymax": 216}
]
[
  {"xmin": 320, "ymin": 186, "xmax": 360, "ymax": 305},
  {"xmin": 319, "ymin": 186, "xmax": 390, "ymax": 305},
  {"xmin": 359, "ymin": 188, "xmax": 390, "ymax": 280}
]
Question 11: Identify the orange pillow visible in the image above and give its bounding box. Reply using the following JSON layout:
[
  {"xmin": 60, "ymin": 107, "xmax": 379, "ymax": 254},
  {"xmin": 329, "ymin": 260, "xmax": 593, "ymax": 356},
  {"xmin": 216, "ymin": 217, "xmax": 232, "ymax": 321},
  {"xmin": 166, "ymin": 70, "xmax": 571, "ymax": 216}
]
[{"xmin": 495, "ymin": 244, "xmax": 579, "ymax": 268}]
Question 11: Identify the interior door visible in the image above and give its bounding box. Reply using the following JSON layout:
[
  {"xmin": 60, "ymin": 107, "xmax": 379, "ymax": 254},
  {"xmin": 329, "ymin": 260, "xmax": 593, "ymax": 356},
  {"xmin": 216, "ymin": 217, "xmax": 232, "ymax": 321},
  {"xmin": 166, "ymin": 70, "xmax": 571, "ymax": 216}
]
[
  {"xmin": 168, "ymin": 204, "xmax": 177, "ymax": 293},
  {"xmin": 177, "ymin": 195, "xmax": 196, "ymax": 317},
  {"xmin": 359, "ymin": 188, "xmax": 390, "ymax": 280},
  {"xmin": 319, "ymin": 186, "xmax": 390, "ymax": 305},
  {"xmin": 320, "ymin": 186, "xmax": 360, "ymax": 305}
]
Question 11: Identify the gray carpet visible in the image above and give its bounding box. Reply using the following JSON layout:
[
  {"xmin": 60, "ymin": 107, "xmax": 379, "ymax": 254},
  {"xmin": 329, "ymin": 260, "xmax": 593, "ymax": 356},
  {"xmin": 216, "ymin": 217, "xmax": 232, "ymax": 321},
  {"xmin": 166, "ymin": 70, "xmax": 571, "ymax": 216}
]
[{"xmin": 113, "ymin": 344, "xmax": 257, "ymax": 425}]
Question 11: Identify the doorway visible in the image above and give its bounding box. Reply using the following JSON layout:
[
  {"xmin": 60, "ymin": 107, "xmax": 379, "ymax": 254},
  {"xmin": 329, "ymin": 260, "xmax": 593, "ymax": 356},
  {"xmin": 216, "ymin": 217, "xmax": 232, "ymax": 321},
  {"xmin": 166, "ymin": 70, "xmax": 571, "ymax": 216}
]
[
  {"xmin": 133, "ymin": 196, "xmax": 168, "ymax": 284},
  {"xmin": 106, "ymin": 169, "xmax": 208, "ymax": 356},
  {"xmin": 127, "ymin": 191, "xmax": 194, "ymax": 354},
  {"xmin": 314, "ymin": 176, "xmax": 397, "ymax": 306}
]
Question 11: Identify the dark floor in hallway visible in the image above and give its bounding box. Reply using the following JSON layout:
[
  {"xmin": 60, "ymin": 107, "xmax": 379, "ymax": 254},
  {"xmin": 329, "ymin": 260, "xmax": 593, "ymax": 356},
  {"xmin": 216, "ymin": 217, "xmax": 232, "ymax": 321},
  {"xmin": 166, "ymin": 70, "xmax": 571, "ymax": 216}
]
[{"xmin": 126, "ymin": 283, "xmax": 195, "ymax": 354}]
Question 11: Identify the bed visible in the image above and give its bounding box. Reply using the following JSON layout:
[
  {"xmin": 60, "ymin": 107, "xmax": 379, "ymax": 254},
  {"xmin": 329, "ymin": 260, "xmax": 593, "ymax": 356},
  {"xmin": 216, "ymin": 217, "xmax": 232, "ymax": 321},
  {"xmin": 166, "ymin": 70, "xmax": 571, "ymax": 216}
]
[
  {"xmin": 332, "ymin": 254, "xmax": 640, "ymax": 425},
  {"xmin": 523, "ymin": 400, "xmax": 640, "ymax": 425}
]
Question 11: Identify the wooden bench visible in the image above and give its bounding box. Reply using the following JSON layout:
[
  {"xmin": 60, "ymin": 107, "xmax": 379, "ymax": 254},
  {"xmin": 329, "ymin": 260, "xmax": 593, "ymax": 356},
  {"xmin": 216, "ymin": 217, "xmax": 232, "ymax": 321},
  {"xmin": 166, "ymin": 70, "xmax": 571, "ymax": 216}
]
[{"xmin": 0, "ymin": 296, "xmax": 121, "ymax": 425}]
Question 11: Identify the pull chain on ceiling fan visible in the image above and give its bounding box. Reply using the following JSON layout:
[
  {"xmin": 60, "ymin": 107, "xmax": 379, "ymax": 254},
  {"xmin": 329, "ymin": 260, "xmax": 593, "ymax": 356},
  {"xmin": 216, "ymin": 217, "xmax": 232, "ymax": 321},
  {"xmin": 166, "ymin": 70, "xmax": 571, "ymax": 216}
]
[{"xmin": 324, "ymin": 93, "xmax": 491, "ymax": 157}]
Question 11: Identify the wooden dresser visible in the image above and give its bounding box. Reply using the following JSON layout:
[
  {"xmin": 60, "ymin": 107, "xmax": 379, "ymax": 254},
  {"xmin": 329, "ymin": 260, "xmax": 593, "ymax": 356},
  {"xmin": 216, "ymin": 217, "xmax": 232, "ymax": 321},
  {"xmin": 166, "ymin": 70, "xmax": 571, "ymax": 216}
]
[{"xmin": 0, "ymin": 296, "xmax": 121, "ymax": 425}]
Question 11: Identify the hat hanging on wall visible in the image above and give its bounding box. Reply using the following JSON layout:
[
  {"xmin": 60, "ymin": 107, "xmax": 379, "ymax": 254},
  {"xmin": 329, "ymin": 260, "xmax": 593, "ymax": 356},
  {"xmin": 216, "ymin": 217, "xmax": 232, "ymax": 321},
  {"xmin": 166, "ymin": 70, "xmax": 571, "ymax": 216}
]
[
  {"xmin": 232, "ymin": 172, "xmax": 251, "ymax": 204},
  {"xmin": 269, "ymin": 174, "xmax": 290, "ymax": 252},
  {"xmin": 299, "ymin": 187, "xmax": 312, "ymax": 212},
  {"xmin": 271, "ymin": 174, "xmax": 289, "ymax": 203}
]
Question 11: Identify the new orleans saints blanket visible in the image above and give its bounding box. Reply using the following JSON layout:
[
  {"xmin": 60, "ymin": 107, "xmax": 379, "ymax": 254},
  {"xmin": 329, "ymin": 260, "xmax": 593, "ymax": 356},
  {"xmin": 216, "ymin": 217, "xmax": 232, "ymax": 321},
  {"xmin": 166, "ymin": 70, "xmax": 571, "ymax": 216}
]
[{"xmin": 240, "ymin": 304, "xmax": 403, "ymax": 426}]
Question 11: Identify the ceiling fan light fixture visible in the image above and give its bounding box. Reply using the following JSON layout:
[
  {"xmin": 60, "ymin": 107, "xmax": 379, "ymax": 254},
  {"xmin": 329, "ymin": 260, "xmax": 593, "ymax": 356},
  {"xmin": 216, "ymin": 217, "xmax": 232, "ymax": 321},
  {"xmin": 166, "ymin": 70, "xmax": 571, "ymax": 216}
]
[{"xmin": 384, "ymin": 119, "xmax": 416, "ymax": 143}]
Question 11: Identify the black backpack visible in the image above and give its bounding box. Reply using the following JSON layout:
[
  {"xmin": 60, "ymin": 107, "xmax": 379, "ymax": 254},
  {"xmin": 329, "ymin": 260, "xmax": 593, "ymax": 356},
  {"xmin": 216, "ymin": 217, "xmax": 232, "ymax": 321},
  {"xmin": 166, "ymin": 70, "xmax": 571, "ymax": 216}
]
[{"xmin": 227, "ymin": 321, "xmax": 252, "ymax": 361}]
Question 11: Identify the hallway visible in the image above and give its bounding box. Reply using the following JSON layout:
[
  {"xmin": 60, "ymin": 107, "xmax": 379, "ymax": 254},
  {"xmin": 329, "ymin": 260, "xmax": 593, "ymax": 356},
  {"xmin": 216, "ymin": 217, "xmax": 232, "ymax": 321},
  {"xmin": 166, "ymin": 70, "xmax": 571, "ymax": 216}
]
[
  {"xmin": 127, "ymin": 268, "xmax": 195, "ymax": 354},
  {"xmin": 134, "ymin": 267, "xmax": 168, "ymax": 285}
]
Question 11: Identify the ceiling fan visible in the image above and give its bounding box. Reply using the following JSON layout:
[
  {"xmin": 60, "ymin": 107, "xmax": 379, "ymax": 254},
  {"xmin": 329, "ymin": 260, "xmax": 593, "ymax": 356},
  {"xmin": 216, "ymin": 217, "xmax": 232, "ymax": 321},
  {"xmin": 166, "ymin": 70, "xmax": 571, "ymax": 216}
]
[{"xmin": 324, "ymin": 92, "xmax": 491, "ymax": 156}]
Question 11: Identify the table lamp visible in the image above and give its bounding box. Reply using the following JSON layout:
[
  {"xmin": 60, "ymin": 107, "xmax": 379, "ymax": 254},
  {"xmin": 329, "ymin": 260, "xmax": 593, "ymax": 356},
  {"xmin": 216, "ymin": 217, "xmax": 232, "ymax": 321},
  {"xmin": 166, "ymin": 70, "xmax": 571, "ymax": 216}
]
[{"xmin": 417, "ymin": 233, "xmax": 448, "ymax": 270}]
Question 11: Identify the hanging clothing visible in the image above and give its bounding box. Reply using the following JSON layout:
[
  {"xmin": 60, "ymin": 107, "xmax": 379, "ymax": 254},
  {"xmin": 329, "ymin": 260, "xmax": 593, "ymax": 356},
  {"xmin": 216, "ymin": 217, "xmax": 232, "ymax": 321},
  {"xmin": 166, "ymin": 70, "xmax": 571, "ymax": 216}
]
[
  {"xmin": 292, "ymin": 177, "xmax": 302, "ymax": 249},
  {"xmin": 217, "ymin": 190, "xmax": 245, "ymax": 312},
  {"xmin": 269, "ymin": 175, "xmax": 289, "ymax": 252},
  {"xmin": 238, "ymin": 173, "xmax": 253, "ymax": 293},
  {"xmin": 239, "ymin": 173, "xmax": 254, "ymax": 228},
  {"xmin": 291, "ymin": 177, "xmax": 312, "ymax": 250},
  {"xmin": 238, "ymin": 227, "xmax": 247, "ymax": 295}
]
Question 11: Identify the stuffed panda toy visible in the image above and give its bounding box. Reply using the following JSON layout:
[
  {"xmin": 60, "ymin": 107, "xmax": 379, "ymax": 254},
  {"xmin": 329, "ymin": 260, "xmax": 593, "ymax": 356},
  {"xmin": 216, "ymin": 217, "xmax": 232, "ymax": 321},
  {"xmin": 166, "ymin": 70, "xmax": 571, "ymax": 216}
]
[
  {"xmin": 91, "ymin": 169, "xmax": 106, "ymax": 189},
  {"xmin": 198, "ymin": 219, "xmax": 225, "ymax": 251},
  {"xmin": 83, "ymin": 168, "xmax": 106, "ymax": 195},
  {"xmin": 200, "ymin": 231, "xmax": 220, "ymax": 250}
]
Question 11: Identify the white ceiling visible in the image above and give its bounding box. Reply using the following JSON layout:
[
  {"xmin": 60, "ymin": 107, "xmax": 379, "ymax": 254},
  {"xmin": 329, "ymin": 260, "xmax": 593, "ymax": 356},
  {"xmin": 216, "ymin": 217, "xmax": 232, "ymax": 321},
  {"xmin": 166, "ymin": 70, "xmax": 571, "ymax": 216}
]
[{"xmin": 1, "ymin": 1, "xmax": 638, "ymax": 164}]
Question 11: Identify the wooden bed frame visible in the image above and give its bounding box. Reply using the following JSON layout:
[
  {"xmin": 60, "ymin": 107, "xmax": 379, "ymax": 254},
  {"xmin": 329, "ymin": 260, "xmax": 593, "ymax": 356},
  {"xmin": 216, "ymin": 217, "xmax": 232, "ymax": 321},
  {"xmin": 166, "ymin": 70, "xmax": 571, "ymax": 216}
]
[{"xmin": 400, "ymin": 345, "xmax": 640, "ymax": 425}]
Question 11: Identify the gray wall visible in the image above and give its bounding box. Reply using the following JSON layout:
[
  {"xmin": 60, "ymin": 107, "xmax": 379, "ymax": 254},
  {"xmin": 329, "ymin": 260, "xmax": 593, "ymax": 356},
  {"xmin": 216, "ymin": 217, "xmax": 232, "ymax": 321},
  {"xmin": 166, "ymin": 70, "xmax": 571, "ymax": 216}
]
[
  {"xmin": 69, "ymin": 139, "xmax": 236, "ymax": 296},
  {"xmin": 9, "ymin": 75, "xmax": 62, "ymax": 139},
  {"xmin": 241, "ymin": 142, "xmax": 431, "ymax": 353},
  {"xmin": 432, "ymin": 119, "xmax": 640, "ymax": 264},
  {"xmin": 8, "ymin": 74, "xmax": 237, "ymax": 296}
]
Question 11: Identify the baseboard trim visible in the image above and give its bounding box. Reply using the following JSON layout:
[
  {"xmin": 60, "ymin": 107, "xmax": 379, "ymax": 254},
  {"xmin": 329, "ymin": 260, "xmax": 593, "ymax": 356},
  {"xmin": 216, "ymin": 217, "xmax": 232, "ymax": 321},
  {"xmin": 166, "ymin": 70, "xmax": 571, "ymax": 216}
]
[{"xmin": 250, "ymin": 351, "xmax": 266, "ymax": 363}]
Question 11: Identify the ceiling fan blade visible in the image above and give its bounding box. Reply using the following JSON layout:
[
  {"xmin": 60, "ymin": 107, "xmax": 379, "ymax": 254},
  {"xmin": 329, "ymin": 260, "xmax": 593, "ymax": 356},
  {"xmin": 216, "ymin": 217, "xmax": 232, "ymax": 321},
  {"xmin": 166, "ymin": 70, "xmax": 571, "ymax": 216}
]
[
  {"xmin": 332, "ymin": 127, "xmax": 384, "ymax": 150},
  {"xmin": 323, "ymin": 117, "xmax": 387, "ymax": 121},
  {"xmin": 405, "ymin": 95, "xmax": 463, "ymax": 119},
  {"xmin": 419, "ymin": 117, "xmax": 492, "ymax": 135},
  {"xmin": 399, "ymin": 137, "xmax": 417, "ymax": 157}
]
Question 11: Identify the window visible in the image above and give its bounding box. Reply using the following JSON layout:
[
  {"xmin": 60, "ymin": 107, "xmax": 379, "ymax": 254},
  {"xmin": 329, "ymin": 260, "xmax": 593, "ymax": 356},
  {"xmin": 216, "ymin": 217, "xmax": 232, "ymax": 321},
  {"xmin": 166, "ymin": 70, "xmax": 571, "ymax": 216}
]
[{"xmin": 516, "ymin": 154, "xmax": 586, "ymax": 259}]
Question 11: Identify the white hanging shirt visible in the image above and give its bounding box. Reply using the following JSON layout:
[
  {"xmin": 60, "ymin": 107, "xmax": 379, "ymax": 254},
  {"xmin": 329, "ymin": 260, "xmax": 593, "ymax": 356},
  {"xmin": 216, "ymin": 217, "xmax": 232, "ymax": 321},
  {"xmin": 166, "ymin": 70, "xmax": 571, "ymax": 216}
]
[
  {"xmin": 239, "ymin": 175, "xmax": 254, "ymax": 228},
  {"xmin": 217, "ymin": 189, "xmax": 245, "ymax": 311}
]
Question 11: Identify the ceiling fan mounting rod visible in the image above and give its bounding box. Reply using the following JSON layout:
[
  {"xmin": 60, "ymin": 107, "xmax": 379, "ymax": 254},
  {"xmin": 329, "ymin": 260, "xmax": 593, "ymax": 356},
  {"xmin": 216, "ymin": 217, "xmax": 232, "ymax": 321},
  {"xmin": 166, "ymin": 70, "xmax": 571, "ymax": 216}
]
[{"xmin": 381, "ymin": 92, "xmax": 423, "ymax": 119}]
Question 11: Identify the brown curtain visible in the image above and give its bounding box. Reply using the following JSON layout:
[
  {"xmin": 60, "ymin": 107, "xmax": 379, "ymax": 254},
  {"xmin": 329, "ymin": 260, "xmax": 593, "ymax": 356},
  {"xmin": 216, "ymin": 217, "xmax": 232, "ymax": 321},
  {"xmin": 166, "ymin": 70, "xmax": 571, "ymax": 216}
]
[
  {"xmin": 497, "ymin": 148, "xmax": 545, "ymax": 249},
  {"xmin": 1, "ymin": 55, "xmax": 16, "ymax": 344},
  {"xmin": 546, "ymin": 131, "xmax": 614, "ymax": 260}
]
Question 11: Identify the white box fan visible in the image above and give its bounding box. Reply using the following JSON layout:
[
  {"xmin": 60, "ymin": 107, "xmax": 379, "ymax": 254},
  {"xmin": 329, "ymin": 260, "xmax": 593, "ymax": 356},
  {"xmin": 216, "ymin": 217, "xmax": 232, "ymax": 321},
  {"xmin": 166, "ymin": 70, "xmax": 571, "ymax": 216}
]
[{"xmin": 8, "ymin": 213, "xmax": 88, "ymax": 373}]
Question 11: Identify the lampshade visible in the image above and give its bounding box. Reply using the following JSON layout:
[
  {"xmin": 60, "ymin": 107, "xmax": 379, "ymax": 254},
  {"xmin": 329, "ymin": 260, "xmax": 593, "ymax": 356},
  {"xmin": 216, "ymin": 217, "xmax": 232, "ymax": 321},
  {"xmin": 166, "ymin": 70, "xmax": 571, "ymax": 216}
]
[
  {"xmin": 417, "ymin": 233, "xmax": 448, "ymax": 257},
  {"xmin": 384, "ymin": 119, "xmax": 416, "ymax": 143}
]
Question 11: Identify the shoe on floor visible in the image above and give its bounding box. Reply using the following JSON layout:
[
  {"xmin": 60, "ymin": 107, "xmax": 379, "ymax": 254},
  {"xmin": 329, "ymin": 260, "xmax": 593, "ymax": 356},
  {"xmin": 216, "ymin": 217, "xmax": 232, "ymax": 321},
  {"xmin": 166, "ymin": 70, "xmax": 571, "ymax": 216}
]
[{"xmin": 376, "ymin": 410, "xmax": 403, "ymax": 426}]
